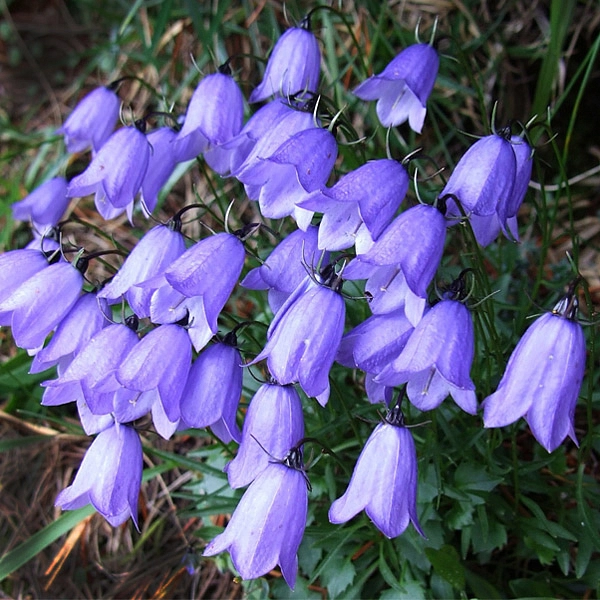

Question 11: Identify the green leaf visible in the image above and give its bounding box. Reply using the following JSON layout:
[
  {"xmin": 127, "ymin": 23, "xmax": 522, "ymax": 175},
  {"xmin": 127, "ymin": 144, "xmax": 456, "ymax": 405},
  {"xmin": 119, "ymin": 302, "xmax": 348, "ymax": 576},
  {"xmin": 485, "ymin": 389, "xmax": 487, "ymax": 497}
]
[
  {"xmin": 425, "ymin": 544, "xmax": 465, "ymax": 591},
  {"xmin": 319, "ymin": 552, "xmax": 356, "ymax": 598},
  {"xmin": 0, "ymin": 505, "xmax": 95, "ymax": 581}
]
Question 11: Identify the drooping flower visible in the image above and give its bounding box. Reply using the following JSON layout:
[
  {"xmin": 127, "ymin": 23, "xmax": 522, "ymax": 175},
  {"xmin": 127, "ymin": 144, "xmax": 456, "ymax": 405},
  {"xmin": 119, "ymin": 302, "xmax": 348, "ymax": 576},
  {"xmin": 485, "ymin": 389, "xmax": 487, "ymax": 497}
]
[
  {"xmin": 299, "ymin": 158, "xmax": 409, "ymax": 252},
  {"xmin": 12, "ymin": 177, "xmax": 70, "ymax": 230},
  {"xmin": 376, "ymin": 288, "xmax": 478, "ymax": 415},
  {"xmin": 329, "ymin": 404, "xmax": 423, "ymax": 538},
  {"xmin": 344, "ymin": 202, "xmax": 446, "ymax": 325},
  {"xmin": 204, "ymin": 446, "xmax": 309, "ymax": 589},
  {"xmin": 483, "ymin": 290, "xmax": 586, "ymax": 452},
  {"xmin": 98, "ymin": 221, "xmax": 186, "ymax": 314},
  {"xmin": 67, "ymin": 123, "xmax": 150, "ymax": 219},
  {"xmin": 336, "ymin": 308, "xmax": 414, "ymax": 404},
  {"xmin": 113, "ymin": 323, "xmax": 192, "ymax": 439},
  {"xmin": 174, "ymin": 65, "xmax": 244, "ymax": 171},
  {"xmin": 237, "ymin": 127, "xmax": 337, "ymax": 229},
  {"xmin": 225, "ymin": 382, "xmax": 304, "ymax": 488},
  {"xmin": 41, "ymin": 318, "xmax": 139, "ymax": 411},
  {"xmin": 353, "ymin": 43, "xmax": 439, "ymax": 133},
  {"xmin": 55, "ymin": 421, "xmax": 143, "ymax": 528},
  {"xmin": 241, "ymin": 225, "xmax": 325, "ymax": 313},
  {"xmin": 30, "ymin": 292, "xmax": 108, "ymax": 374},
  {"xmin": 249, "ymin": 20, "xmax": 321, "ymax": 103},
  {"xmin": 57, "ymin": 85, "xmax": 120, "ymax": 154},
  {"xmin": 442, "ymin": 130, "xmax": 519, "ymax": 246},
  {"xmin": 180, "ymin": 333, "xmax": 243, "ymax": 443},
  {"xmin": 0, "ymin": 259, "xmax": 84, "ymax": 351},
  {"xmin": 250, "ymin": 268, "xmax": 345, "ymax": 406},
  {"xmin": 162, "ymin": 231, "xmax": 246, "ymax": 350}
]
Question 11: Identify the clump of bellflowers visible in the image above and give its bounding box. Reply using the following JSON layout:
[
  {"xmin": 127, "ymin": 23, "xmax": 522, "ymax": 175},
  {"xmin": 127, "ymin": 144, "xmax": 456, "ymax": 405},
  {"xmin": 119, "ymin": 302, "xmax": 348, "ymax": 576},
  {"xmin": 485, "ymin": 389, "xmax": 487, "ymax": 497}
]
[{"xmin": 3, "ymin": 8, "xmax": 596, "ymax": 598}]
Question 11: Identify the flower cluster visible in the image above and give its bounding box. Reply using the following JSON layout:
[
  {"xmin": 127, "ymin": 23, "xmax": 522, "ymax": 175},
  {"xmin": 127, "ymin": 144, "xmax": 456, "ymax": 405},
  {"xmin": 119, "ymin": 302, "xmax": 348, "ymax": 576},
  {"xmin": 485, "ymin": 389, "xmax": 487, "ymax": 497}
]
[{"xmin": 3, "ymin": 9, "xmax": 590, "ymax": 594}]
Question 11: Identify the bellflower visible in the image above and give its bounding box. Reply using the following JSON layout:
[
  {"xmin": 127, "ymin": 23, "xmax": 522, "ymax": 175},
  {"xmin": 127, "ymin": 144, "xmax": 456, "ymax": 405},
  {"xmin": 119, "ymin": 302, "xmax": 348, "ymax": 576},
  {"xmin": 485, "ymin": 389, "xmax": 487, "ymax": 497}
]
[
  {"xmin": 241, "ymin": 225, "xmax": 324, "ymax": 313},
  {"xmin": 353, "ymin": 43, "xmax": 439, "ymax": 133},
  {"xmin": 12, "ymin": 177, "xmax": 70, "ymax": 229},
  {"xmin": 220, "ymin": 98, "xmax": 296, "ymax": 175},
  {"xmin": 0, "ymin": 259, "xmax": 83, "ymax": 351},
  {"xmin": 442, "ymin": 132, "xmax": 516, "ymax": 216},
  {"xmin": 67, "ymin": 123, "xmax": 150, "ymax": 220},
  {"xmin": 376, "ymin": 297, "xmax": 478, "ymax": 415},
  {"xmin": 225, "ymin": 382, "xmax": 304, "ymax": 488},
  {"xmin": 162, "ymin": 232, "xmax": 246, "ymax": 350},
  {"xmin": 180, "ymin": 334, "xmax": 243, "ymax": 443},
  {"xmin": 98, "ymin": 221, "xmax": 186, "ymax": 314},
  {"xmin": 345, "ymin": 203, "xmax": 446, "ymax": 325},
  {"xmin": 174, "ymin": 66, "xmax": 244, "ymax": 170},
  {"xmin": 30, "ymin": 292, "xmax": 107, "ymax": 373},
  {"xmin": 250, "ymin": 271, "xmax": 345, "ymax": 406},
  {"xmin": 329, "ymin": 405, "xmax": 423, "ymax": 538},
  {"xmin": 55, "ymin": 421, "xmax": 143, "ymax": 528},
  {"xmin": 336, "ymin": 309, "xmax": 414, "ymax": 404},
  {"xmin": 57, "ymin": 85, "xmax": 120, "ymax": 154},
  {"xmin": 114, "ymin": 324, "xmax": 192, "ymax": 437},
  {"xmin": 41, "ymin": 319, "xmax": 139, "ymax": 411},
  {"xmin": 0, "ymin": 247, "xmax": 55, "ymax": 308},
  {"xmin": 249, "ymin": 21, "xmax": 320, "ymax": 103},
  {"xmin": 204, "ymin": 447, "xmax": 309, "ymax": 589},
  {"xmin": 238, "ymin": 127, "xmax": 337, "ymax": 228},
  {"xmin": 300, "ymin": 159, "xmax": 409, "ymax": 252},
  {"xmin": 483, "ymin": 292, "xmax": 586, "ymax": 452}
]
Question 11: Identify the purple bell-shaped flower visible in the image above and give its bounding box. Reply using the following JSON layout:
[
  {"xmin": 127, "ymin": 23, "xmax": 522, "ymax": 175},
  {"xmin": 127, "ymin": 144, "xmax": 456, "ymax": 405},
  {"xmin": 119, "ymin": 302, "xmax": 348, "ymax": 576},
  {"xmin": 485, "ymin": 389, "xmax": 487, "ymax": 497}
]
[
  {"xmin": 204, "ymin": 446, "xmax": 308, "ymax": 589},
  {"xmin": 250, "ymin": 267, "xmax": 345, "ymax": 406},
  {"xmin": 67, "ymin": 122, "xmax": 150, "ymax": 220},
  {"xmin": 299, "ymin": 158, "xmax": 409, "ymax": 252},
  {"xmin": 241, "ymin": 225, "xmax": 324, "ymax": 313},
  {"xmin": 376, "ymin": 277, "xmax": 478, "ymax": 415},
  {"xmin": 329, "ymin": 403, "xmax": 423, "ymax": 538},
  {"xmin": 12, "ymin": 177, "xmax": 70, "ymax": 230},
  {"xmin": 174, "ymin": 65, "xmax": 244, "ymax": 170},
  {"xmin": 0, "ymin": 258, "xmax": 83, "ymax": 351},
  {"xmin": 180, "ymin": 333, "xmax": 243, "ymax": 443},
  {"xmin": 353, "ymin": 43, "xmax": 439, "ymax": 133},
  {"xmin": 483, "ymin": 288, "xmax": 586, "ymax": 452},
  {"xmin": 55, "ymin": 421, "xmax": 143, "ymax": 528},
  {"xmin": 57, "ymin": 85, "xmax": 120, "ymax": 154},
  {"xmin": 238, "ymin": 127, "xmax": 337, "ymax": 228},
  {"xmin": 98, "ymin": 220, "xmax": 186, "ymax": 314},
  {"xmin": 225, "ymin": 382, "xmax": 304, "ymax": 488},
  {"xmin": 249, "ymin": 20, "xmax": 320, "ymax": 103}
]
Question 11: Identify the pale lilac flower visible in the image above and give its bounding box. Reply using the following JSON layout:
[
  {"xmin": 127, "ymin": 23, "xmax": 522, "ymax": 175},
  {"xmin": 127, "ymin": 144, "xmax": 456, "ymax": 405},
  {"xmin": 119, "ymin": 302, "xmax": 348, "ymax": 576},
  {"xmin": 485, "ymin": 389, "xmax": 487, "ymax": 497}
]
[
  {"xmin": 250, "ymin": 272, "xmax": 345, "ymax": 406},
  {"xmin": 238, "ymin": 127, "xmax": 337, "ymax": 228},
  {"xmin": 180, "ymin": 335, "xmax": 243, "ymax": 443},
  {"xmin": 0, "ymin": 260, "xmax": 83, "ymax": 351},
  {"xmin": 67, "ymin": 124, "xmax": 150, "ymax": 219},
  {"xmin": 204, "ymin": 447, "xmax": 308, "ymax": 589},
  {"xmin": 353, "ymin": 43, "xmax": 439, "ymax": 133},
  {"xmin": 376, "ymin": 298, "xmax": 478, "ymax": 415},
  {"xmin": 55, "ymin": 421, "xmax": 143, "ymax": 528},
  {"xmin": 483, "ymin": 291, "xmax": 586, "ymax": 452},
  {"xmin": 299, "ymin": 159, "xmax": 409, "ymax": 251},
  {"xmin": 241, "ymin": 225, "xmax": 325, "ymax": 313},
  {"xmin": 98, "ymin": 222, "xmax": 186, "ymax": 314},
  {"xmin": 174, "ymin": 66, "xmax": 244, "ymax": 170},
  {"xmin": 30, "ymin": 292, "xmax": 107, "ymax": 373},
  {"xmin": 12, "ymin": 177, "xmax": 70, "ymax": 229},
  {"xmin": 225, "ymin": 383, "xmax": 304, "ymax": 488},
  {"xmin": 249, "ymin": 22, "xmax": 320, "ymax": 103},
  {"xmin": 57, "ymin": 85, "xmax": 120, "ymax": 154},
  {"xmin": 329, "ymin": 405, "xmax": 423, "ymax": 538}
]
